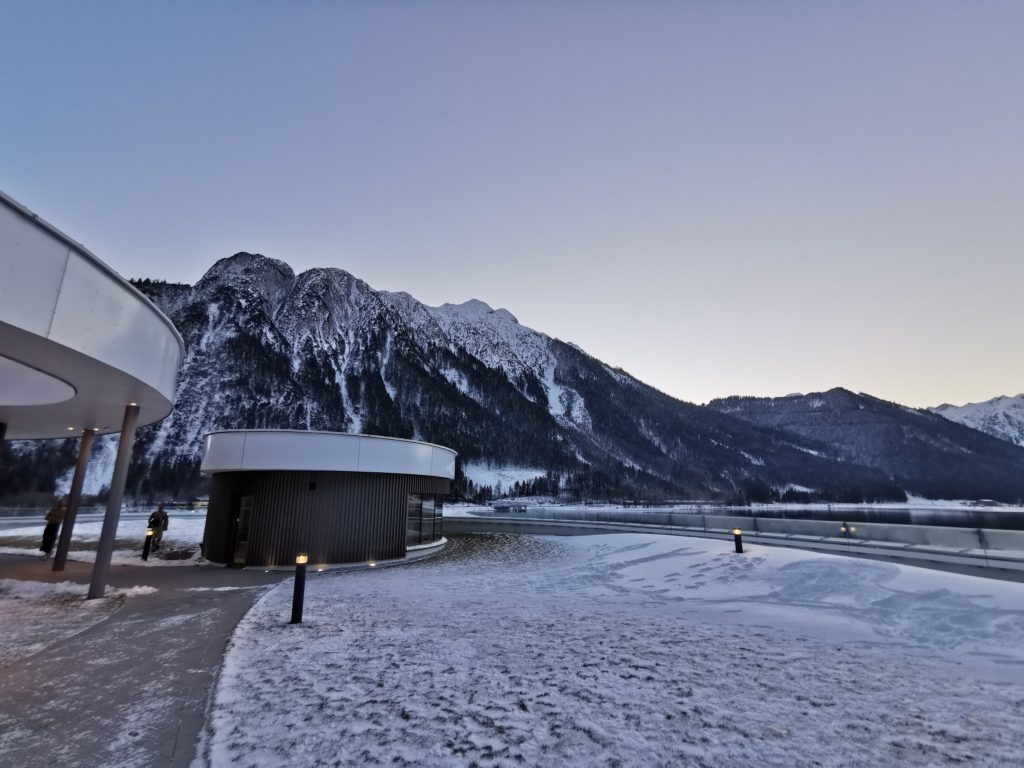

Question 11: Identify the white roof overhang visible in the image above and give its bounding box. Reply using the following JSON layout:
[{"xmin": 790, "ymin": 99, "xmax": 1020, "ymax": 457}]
[{"xmin": 0, "ymin": 191, "xmax": 185, "ymax": 439}]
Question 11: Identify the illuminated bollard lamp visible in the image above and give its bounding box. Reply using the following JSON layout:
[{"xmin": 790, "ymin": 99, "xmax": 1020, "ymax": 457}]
[
  {"xmin": 141, "ymin": 528, "xmax": 154, "ymax": 561},
  {"xmin": 291, "ymin": 553, "xmax": 308, "ymax": 624},
  {"xmin": 732, "ymin": 528, "xmax": 744, "ymax": 554}
]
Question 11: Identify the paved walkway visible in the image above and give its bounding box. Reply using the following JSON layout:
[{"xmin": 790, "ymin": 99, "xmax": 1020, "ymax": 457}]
[{"xmin": 0, "ymin": 554, "xmax": 287, "ymax": 767}]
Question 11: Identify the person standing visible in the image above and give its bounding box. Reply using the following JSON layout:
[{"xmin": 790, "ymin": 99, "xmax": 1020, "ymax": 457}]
[
  {"xmin": 39, "ymin": 498, "xmax": 67, "ymax": 560},
  {"xmin": 148, "ymin": 503, "xmax": 169, "ymax": 551}
]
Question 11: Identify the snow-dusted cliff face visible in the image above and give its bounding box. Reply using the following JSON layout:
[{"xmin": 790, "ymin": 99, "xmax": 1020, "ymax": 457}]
[
  {"xmin": 119, "ymin": 253, "xmax": 910, "ymax": 501},
  {"xmin": 426, "ymin": 300, "xmax": 592, "ymax": 431},
  {"xmin": 932, "ymin": 395, "xmax": 1024, "ymax": 447},
  {"xmin": 127, "ymin": 254, "xmax": 619, "ymax": 498},
  {"xmin": 14, "ymin": 252, "xmax": 1023, "ymax": 504}
]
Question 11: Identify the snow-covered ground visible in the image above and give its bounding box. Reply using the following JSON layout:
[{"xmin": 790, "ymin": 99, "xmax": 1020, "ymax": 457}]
[
  {"xmin": 200, "ymin": 533, "xmax": 1024, "ymax": 767},
  {"xmin": 0, "ymin": 579, "xmax": 156, "ymax": 665},
  {"xmin": 0, "ymin": 515, "xmax": 207, "ymax": 566}
]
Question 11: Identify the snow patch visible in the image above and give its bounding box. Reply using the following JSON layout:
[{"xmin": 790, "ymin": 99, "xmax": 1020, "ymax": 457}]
[
  {"xmin": 55, "ymin": 435, "xmax": 119, "ymax": 497},
  {"xmin": 740, "ymin": 450, "xmax": 764, "ymax": 466},
  {"xmin": 437, "ymin": 366, "xmax": 470, "ymax": 396},
  {"xmin": 462, "ymin": 463, "xmax": 548, "ymax": 490}
]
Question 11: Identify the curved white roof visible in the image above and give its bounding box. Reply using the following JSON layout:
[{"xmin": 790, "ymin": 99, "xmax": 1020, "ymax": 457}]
[
  {"xmin": 0, "ymin": 191, "xmax": 185, "ymax": 439},
  {"xmin": 201, "ymin": 430, "xmax": 457, "ymax": 480}
]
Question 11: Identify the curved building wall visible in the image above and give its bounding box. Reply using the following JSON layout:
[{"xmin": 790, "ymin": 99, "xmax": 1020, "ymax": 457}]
[{"xmin": 205, "ymin": 470, "xmax": 449, "ymax": 567}]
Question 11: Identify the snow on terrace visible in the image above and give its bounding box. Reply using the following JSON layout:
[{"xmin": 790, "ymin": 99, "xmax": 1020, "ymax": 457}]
[
  {"xmin": 201, "ymin": 533, "xmax": 1024, "ymax": 767},
  {"xmin": 0, "ymin": 513, "xmax": 207, "ymax": 566}
]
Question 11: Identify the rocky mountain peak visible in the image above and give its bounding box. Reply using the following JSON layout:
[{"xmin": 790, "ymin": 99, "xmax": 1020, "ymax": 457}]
[
  {"xmin": 437, "ymin": 298, "xmax": 494, "ymax": 315},
  {"xmin": 931, "ymin": 394, "xmax": 1024, "ymax": 447},
  {"xmin": 275, "ymin": 267, "xmax": 385, "ymax": 353},
  {"xmin": 196, "ymin": 252, "xmax": 296, "ymax": 318},
  {"xmin": 435, "ymin": 299, "xmax": 520, "ymax": 324}
]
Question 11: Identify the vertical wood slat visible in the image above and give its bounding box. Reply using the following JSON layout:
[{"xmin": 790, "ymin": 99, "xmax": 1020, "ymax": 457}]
[{"xmin": 204, "ymin": 471, "xmax": 449, "ymax": 567}]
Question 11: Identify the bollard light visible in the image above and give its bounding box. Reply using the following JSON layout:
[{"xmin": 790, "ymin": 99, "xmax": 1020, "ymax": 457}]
[
  {"xmin": 368, "ymin": 560, "xmax": 377, "ymax": 568},
  {"xmin": 732, "ymin": 528, "xmax": 744, "ymax": 554},
  {"xmin": 141, "ymin": 528, "xmax": 154, "ymax": 561},
  {"xmin": 840, "ymin": 525, "xmax": 848, "ymax": 535},
  {"xmin": 291, "ymin": 552, "xmax": 308, "ymax": 624}
]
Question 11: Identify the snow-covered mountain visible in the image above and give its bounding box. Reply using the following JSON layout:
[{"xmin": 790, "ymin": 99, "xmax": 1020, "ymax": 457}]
[
  {"xmin": 8, "ymin": 252, "xmax": 1024, "ymax": 504},
  {"xmin": 709, "ymin": 388, "xmax": 1024, "ymax": 502},
  {"xmin": 931, "ymin": 395, "xmax": 1024, "ymax": 447},
  {"xmin": 124, "ymin": 253, "xmax": 913, "ymax": 502}
]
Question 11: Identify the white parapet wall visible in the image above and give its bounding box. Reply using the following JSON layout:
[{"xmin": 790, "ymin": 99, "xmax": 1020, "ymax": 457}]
[{"xmin": 202, "ymin": 430, "xmax": 457, "ymax": 479}]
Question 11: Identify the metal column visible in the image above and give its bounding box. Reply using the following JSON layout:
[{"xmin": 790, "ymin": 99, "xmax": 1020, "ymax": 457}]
[
  {"xmin": 53, "ymin": 429, "xmax": 96, "ymax": 572},
  {"xmin": 88, "ymin": 404, "xmax": 140, "ymax": 600}
]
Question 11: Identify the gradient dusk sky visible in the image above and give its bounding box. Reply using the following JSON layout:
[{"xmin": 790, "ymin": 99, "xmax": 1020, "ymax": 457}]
[{"xmin": 3, "ymin": 1, "xmax": 1021, "ymax": 408}]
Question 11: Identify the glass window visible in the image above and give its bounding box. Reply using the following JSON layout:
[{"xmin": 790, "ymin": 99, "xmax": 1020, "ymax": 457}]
[
  {"xmin": 422, "ymin": 496, "xmax": 435, "ymax": 543},
  {"xmin": 406, "ymin": 494, "xmax": 422, "ymax": 546}
]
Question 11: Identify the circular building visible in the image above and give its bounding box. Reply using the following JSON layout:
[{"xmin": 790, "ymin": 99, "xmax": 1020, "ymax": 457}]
[{"xmin": 200, "ymin": 430, "xmax": 457, "ymax": 568}]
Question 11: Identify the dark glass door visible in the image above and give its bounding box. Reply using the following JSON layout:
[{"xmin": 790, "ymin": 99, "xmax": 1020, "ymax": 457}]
[{"xmin": 232, "ymin": 495, "xmax": 254, "ymax": 567}]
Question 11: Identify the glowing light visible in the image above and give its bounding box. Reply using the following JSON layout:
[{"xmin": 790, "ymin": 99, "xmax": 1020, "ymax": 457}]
[
  {"xmin": 295, "ymin": 553, "xmax": 309, "ymax": 565},
  {"xmin": 732, "ymin": 528, "xmax": 742, "ymax": 536}
]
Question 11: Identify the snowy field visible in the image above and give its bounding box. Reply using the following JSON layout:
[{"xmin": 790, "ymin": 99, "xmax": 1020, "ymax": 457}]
[
  {"xmin": 201, "ymin": 533, "xmax": 1024, "ymax": 767},
  {"xmin": 0, "ymin": 515, "xmax": 207, "ymax": 566}
]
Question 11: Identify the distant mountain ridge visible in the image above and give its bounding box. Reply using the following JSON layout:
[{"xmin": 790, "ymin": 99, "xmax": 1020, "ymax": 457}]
[
  {"xmin": 4, "ymin": 252, "xmax": 1024, "ymax": 504},
  {"xmin": 709, "ymin": 388, "xmax": 1024, "ymax": 502},
  {"xmin": 931, "ymin": 395, "xmax": 1024, "ymax": 448}
]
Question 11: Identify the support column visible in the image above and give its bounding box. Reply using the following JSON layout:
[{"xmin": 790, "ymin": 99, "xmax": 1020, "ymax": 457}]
[
  {"xmin": 52, "ymin": 429, "xmax": 96, "ymax": 572},
  {"xmin": 88, "ymin": 404, "xmax": 140, "ymax": 600}
]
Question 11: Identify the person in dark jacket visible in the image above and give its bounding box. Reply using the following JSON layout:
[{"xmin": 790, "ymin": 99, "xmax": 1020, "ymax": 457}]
[
  {"xmin": 39, "ymin": 498, "xmax": 67, "ymax": 560},
  {"xmin": 148, "ymin": 504, "xmax": 169, "ymax": 550}
]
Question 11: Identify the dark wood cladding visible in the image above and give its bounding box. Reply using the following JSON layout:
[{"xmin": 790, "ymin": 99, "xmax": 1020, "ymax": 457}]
[{"xmin": 204, "ymin": 471, "xmax": 450, "ymax": 567}]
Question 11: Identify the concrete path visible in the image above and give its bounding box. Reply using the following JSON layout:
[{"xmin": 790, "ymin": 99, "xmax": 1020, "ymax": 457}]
[{"xmin": 0, "ymin": 554, "xmax": 287, "ymax": 767}]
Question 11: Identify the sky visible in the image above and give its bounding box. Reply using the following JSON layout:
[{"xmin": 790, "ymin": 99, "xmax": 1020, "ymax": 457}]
[{"xmin": 2, "ymin": 1, "xmax": 1022, "ymax": 408}]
